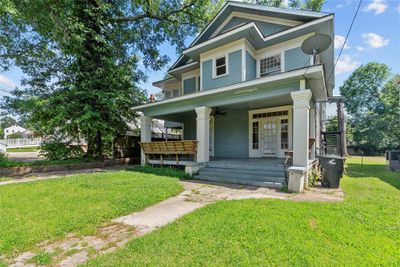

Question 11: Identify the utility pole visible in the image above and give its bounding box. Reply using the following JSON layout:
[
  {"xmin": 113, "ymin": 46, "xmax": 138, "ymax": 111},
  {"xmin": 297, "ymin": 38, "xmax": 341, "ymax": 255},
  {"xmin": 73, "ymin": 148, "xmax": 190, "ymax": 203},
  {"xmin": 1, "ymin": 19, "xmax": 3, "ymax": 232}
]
[{"xmin": 336, "ymin": 98, "xmax": 347, "ymax": 157}]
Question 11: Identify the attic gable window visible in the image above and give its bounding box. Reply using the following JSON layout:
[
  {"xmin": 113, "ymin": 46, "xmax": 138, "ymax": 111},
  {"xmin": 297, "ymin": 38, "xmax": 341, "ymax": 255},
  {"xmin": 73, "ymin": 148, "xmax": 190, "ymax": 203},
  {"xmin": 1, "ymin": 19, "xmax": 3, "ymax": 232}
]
[
  {"xmin": 214, "ymin": 55, "xmax": 227, "ymax": 77},
  {"xmin": 260, "ymin": 54, "xmax": 281, "ymax": 76}
]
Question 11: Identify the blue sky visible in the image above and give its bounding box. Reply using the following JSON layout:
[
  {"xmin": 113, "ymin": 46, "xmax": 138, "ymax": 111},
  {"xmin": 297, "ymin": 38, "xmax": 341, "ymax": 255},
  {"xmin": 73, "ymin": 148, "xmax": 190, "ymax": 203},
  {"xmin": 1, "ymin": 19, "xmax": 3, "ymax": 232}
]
[{"xmin": 1, "ymin": 0, "xmax": 399, "ymax": 103}]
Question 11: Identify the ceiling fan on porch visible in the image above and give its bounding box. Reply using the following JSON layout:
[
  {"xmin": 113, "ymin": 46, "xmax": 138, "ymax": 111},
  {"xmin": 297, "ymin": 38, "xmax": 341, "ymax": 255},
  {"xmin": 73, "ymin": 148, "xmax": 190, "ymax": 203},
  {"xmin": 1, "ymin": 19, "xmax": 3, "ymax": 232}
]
[{"xmin": 211, "ymin": 107, "xmax": 227, "ymax": 117}]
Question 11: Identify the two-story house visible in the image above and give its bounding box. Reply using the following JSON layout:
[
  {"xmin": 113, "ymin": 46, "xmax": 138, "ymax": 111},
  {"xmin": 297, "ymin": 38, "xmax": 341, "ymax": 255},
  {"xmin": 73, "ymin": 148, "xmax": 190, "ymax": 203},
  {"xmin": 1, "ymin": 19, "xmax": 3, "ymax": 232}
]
[{"xmin": 133, "ymin": 1, "xmax": 334, "ymax": 192}]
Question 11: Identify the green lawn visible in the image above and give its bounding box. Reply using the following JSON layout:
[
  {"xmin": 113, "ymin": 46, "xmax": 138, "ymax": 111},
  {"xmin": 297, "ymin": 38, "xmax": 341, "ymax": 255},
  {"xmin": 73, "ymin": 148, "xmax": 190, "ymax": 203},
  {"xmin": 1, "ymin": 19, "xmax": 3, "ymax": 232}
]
[
  {"xmin": 0, "ymin": 170, "xmax": 183, "ymax": 255},
  {"xmin": 86, "ymin": 157, "xmax": 400, "ymax": 266}
]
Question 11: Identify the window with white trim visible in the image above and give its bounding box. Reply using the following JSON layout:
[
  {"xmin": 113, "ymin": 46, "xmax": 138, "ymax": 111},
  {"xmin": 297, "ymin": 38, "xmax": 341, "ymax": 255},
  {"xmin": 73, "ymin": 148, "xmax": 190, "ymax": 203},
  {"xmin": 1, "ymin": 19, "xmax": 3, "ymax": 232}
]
[
  {"xmin": 215, "ymin": 55, "xmax": 227, "ymax": 77},
  {"xmin": 260, "ymin": 54, "xmax": 281, "ymax": 76}
]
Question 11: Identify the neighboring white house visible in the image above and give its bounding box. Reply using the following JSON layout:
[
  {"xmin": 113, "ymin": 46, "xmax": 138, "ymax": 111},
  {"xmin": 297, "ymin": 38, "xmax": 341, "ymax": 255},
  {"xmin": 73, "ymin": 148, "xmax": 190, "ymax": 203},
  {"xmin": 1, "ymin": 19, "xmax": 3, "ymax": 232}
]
[{"xmin": 4, "ymin": 125, "xmax": 33, "ymax": 139}]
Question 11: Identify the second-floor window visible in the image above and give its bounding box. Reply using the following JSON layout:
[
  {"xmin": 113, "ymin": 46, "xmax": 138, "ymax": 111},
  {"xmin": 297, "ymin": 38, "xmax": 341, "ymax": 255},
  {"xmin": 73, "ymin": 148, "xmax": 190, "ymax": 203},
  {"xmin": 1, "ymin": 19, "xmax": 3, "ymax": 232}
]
[
  {"xmin": 165, "ymin": 89, "xmax": 180, "ymax": 99},
  {"xmin": 172, "ymin": 89, "xmax": 180, "ymax": 97},
  {"xmin": 215, "ymin": 55, "xmax": 227, "ymax": 77},
  {"xmin": 260, "ymin": 54, "xmax": 281, "ymax": 76}
]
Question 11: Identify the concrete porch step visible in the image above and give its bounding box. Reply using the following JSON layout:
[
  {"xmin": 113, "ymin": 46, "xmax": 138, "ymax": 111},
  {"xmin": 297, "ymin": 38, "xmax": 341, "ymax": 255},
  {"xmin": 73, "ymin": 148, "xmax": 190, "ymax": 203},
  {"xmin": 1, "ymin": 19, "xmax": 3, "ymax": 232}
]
[
  {"xmin": 194, "ymin": 175, "xmax": 284, "ymax": 189},
  {"xmin": 199, "ymin": 168, "xmax": 286, "ymax": 181},
  {"xmin": 205, "ymin": 162, "xmax": 284, "ymax": 172}
]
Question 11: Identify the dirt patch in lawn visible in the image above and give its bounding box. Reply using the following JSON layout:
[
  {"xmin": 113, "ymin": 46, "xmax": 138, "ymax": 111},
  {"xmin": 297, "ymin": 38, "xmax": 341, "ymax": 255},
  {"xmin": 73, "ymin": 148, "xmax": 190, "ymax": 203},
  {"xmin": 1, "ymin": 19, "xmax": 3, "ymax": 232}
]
[{"xmin": 6, "ymin": 223, "xmax": 137, "ymax": 267}]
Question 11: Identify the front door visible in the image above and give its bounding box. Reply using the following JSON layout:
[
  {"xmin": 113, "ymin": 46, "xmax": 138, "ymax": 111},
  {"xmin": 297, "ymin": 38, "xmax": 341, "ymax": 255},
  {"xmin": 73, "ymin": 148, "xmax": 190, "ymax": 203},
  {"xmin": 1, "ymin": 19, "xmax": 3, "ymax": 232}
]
[{"xmin": 261, "ymin": 119, "xmax": 277, "ymax": 157}]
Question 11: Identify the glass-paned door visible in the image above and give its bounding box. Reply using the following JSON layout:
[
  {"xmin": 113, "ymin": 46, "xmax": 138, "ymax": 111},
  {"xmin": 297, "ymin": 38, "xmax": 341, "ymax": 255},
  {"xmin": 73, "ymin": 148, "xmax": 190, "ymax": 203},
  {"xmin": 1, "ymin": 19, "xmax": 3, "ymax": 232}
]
[{"xmin": 262, "ymin": 120, "xmax": 277, "ymax": 157}]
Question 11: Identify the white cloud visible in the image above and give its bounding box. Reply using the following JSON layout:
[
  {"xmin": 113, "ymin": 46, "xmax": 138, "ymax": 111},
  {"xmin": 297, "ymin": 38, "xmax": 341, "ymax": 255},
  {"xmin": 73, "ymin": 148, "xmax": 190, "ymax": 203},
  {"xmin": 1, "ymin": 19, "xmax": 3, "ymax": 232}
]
[
  {"xmin": 397, "ymin": 4, "xmax": 400, "ymax": 13},
  {"xmin": 364, "ymin": 0, "xmax": 387, "ymax": 15},
  {"xmin": 0, "ymin": 75, "xmax": 16, "ymax": 88},
  {"xmin": 362, "ymin": 32, "xmax": 390, "ymax": 48},
  {"xmin": 334, "ymin": 35, "xmax": 350, "ymax": 49},
  {"xmin": 336, "ymin": 0, "xmax": 352, "ymax": 9},
  {"xmin": 335, "ymin": 55, "xmax": 359, "ymax": 75},
  {"xmin": 356, "ymin": 46, "xmax": 365, "ymax": 51}
]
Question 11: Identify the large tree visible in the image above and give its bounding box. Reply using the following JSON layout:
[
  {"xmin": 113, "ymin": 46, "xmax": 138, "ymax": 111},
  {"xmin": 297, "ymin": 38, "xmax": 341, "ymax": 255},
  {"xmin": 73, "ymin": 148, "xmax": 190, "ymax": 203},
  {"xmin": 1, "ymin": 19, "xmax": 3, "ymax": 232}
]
[
  {"xmin": 340, "ymin": 63, "xmax": 399, "ymax": 154},
  {"xmin": 251, "ymin": 0, "xmax": 325, "ymax": 11},
  {"xmin": 0, "ymin": 0, "xmax": 222, "ymax": 158}
]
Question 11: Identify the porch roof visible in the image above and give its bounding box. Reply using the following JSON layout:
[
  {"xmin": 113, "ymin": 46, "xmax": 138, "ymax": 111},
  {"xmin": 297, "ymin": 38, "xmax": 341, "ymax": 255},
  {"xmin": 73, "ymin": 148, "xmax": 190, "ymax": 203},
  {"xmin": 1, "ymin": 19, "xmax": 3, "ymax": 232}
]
[{"xmin": 134, "ymin": 65, "xmax": 326, "ymax": 119}]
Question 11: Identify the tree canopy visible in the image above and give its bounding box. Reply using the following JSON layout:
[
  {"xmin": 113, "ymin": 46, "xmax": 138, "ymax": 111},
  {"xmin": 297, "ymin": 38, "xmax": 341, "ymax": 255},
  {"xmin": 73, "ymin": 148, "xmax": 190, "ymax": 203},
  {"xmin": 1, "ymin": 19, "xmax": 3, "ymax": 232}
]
[
  {"xmin": 251, "ymin": 0, "xmax": 325, "ymax": 11},
  {"xmin": 340, "ymin": 63, "xmax": 399, "ymax": 154},
  {"xmin": 0, "ymin": 0, "xmax": 223, "ymax": 158},
  {"xmin": 1, "ymin": 0, "xmax": 327, "ymax": 158}
]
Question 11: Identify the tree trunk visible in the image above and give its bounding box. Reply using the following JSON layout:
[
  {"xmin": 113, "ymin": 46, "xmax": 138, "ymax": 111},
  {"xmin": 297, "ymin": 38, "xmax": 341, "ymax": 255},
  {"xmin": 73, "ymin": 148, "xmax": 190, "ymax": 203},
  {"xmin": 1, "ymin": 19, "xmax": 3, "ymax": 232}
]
[{"xmin": 95, "ymin": 129, "xmax": 103, "ymax": 159}]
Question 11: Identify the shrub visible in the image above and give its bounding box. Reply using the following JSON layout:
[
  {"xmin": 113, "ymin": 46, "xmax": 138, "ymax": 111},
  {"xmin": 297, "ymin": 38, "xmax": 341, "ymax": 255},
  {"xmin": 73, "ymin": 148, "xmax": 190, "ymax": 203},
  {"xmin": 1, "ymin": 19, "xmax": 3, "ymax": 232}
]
[{"xmin": 40, "ymin": 137, "xmax": 84, "ymax": 160}]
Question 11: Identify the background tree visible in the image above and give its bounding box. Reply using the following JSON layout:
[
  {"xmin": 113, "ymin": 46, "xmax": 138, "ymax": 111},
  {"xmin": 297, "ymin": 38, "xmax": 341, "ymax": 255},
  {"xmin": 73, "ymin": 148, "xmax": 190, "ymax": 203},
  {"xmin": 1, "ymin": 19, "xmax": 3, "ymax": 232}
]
[
  {"xmin": 0, "ymin": 116, "xmax": 17, "ymax": 138},
  {"xmin": 250, "ymin": 0, "xmax": 325, "ymax": 11},
  {"xmin": 0, "ymin": 0, "xmax": 223, "ymax": 159},
  {"xmin": 340, "ymin": 63, "xmax": 399, "ymax": 155},
  {"xmin": 0, "ymin": 116, "xmax": 17, "ymax": 129}
]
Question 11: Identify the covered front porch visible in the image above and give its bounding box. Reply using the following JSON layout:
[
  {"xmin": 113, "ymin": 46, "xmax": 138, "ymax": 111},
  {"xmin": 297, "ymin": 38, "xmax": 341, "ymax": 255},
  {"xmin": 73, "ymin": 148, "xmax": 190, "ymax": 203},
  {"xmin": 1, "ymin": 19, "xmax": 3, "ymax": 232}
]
[{"xmin": 136, "ymin": 69, "xmax": 327, "ymax": 192}]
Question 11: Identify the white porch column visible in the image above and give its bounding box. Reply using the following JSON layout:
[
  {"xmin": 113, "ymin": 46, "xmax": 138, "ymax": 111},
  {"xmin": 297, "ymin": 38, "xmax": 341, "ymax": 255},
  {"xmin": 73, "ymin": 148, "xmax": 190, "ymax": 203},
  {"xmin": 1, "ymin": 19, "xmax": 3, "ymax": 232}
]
[
  {"xmin": 288, "ymin": 89, "xmax": 312, "ymax": 192},
  {"xmin": 140, "ymin": 116, "xmax": 153, "ymax": 165},
  {"xmin": 195, "ymin": 106, "xmax": 212, "ymax": 163}
]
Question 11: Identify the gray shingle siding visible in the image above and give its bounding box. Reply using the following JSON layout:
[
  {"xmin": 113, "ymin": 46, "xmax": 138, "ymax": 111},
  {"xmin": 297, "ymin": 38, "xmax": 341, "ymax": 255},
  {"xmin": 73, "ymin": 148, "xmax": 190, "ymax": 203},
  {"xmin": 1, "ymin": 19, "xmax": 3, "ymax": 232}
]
[
  {"xmin": 202, "ymin": 50, "xmax": 242, "ymax": 91},
  {"xmin": 219, "ymin": 17, "xmax": 289, "ymax": 37},
  {"xmin": 214, "ymin": 109, "xmax": 248, "ymax": 158},
  {"xmin": 284, "ymin": 47, "xmax": 311, "ymax": 71},
  {"xmin": 183, "ymin": 119, "xmax": 196, "ymax": 140}
]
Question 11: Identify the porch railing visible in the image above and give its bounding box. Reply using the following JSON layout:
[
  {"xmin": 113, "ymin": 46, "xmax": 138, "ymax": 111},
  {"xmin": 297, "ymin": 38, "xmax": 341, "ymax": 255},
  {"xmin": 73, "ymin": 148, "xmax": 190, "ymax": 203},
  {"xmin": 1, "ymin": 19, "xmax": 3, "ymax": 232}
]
[{"xmin": 140, "ymin": 140, "xmax": 197, "ymax": 165}]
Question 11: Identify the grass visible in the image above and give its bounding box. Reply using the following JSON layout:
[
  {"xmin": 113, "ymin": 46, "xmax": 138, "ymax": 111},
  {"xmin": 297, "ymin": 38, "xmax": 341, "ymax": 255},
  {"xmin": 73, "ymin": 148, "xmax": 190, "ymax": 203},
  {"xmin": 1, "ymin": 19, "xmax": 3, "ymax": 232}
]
[
  {"xmin": 6, "ymin": 147, "xmax": 39, "ymax": 152},
  {"xmin": 0, "ymin": 178, "xmax": 12, "ymax": 182},
  {"xmin": 85, "ymin": 157, "xmax": 400, "ymax": 266},
  {"xmin": 0, "ymin": 157, "xmax": 91, "ymax": 168},
  {"xmin": 0, "ymin": 170, "xmax": 183, "ymax": 256},
  {"xmin": 127, "ymin": 165, "xmax": 191, "ymax": 179}
]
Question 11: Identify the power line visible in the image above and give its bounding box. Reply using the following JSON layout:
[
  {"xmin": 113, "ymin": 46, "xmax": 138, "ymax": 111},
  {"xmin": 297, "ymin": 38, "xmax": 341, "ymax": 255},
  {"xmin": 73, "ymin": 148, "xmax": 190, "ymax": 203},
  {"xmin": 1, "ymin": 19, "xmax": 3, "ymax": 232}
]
[
  {"xmin": 311, "ymin": 0, "xmax": 363, "ymax": 102},
  {"xmin": 327, "ymin": 0, "xmax": 363, "ymax": 83}
]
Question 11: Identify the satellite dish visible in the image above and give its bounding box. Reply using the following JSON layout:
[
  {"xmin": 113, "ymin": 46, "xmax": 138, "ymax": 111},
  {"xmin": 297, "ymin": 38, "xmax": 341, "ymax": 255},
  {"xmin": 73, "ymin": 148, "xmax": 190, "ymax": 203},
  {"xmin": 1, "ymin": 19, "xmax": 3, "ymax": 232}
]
[{"xmin": 301, "ymin": 34, "xmax": 332, "ymax": 64}]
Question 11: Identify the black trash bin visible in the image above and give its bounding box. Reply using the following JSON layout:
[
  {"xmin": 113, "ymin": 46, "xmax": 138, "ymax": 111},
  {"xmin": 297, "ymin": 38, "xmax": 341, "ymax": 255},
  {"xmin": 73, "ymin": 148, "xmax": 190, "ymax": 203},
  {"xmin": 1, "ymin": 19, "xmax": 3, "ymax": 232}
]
[{"xmin": 318, "ymin": 155, "xmax": 345, "ymax": 188}]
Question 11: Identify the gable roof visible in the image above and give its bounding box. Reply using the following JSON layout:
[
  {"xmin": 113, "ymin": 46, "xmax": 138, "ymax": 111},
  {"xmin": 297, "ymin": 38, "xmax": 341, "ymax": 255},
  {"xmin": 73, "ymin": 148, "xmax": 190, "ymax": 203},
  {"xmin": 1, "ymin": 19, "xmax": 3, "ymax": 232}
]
[
  {"xmin": 190, "ymin": 1, "xmax": 329, "ymax": 48},
  {"xmin": 169, "ymin": 1, "xmax": 331, "ymax": 72}
]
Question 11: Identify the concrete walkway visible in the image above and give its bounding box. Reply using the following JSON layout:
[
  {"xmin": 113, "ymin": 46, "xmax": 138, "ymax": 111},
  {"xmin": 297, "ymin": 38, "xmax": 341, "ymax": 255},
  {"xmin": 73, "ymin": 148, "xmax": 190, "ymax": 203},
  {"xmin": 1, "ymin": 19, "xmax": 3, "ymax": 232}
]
[
  {"xmin": 6, "ymin": 180, "xmax": 343, "ymax": 267},
  {"xmin": 115, "ymin": 180, "xmax": 343, "ymax": 234}
]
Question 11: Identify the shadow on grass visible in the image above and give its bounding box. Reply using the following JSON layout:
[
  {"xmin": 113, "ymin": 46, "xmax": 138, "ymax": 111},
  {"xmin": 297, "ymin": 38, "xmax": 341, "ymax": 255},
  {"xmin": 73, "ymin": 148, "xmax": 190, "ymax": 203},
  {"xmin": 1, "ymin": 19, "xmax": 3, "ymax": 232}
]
[
  {"xmin": 126, "ymin": 165, "xmax": 191, "ymax": 180},
  {"xmin": 346, "ymin": 162, "xmax": 400, "ymax": 190}
]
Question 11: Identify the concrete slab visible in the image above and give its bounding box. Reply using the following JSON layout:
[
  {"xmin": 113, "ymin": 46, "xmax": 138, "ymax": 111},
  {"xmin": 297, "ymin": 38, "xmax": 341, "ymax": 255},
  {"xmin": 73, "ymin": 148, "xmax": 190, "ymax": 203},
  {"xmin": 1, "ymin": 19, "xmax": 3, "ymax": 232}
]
[{"xmin": 114, "ymin": 192, "xmax": 205, "ymax": 230}]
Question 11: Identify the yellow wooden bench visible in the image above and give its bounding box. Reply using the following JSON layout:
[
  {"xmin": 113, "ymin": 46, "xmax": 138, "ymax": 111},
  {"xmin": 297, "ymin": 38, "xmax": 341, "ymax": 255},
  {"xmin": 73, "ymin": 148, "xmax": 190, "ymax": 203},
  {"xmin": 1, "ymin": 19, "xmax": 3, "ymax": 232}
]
[{"xmin": 140, "ymin": 140, "xmax": 198, "ymax": 165}]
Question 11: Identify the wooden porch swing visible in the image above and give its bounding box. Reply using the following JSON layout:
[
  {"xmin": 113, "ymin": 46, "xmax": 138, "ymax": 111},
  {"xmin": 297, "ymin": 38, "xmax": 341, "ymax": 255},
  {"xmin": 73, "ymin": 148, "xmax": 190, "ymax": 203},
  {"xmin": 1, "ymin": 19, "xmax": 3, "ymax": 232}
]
[{"xmin": 139, "ymin": 140, "xmax": 198, "ymax": 166}]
